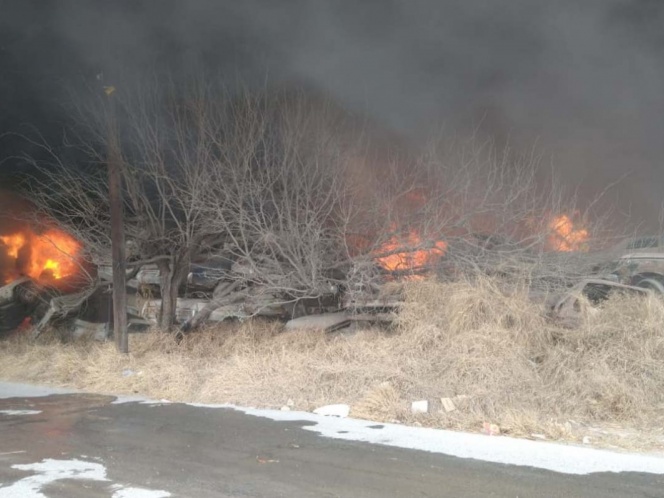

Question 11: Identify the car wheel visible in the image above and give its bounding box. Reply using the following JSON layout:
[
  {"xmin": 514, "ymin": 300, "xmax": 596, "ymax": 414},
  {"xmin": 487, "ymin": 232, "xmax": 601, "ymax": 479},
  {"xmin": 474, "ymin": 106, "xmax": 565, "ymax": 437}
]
[{"xmin": 635, "ymin": 277, "xmax": 664, "ymax": 295}]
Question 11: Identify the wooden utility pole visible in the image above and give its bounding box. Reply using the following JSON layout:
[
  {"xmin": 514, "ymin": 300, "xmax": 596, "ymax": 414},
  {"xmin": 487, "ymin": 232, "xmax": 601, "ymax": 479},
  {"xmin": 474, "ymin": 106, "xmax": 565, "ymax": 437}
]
[{"xmin": 106, "ymin": 86, "xmax": 128, "ymax": 353}]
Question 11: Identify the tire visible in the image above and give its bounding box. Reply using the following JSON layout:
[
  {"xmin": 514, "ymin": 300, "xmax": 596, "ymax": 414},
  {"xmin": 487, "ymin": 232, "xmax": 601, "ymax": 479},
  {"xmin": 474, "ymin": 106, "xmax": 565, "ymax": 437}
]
[{"xmin": 634, "ymin": 277, "xmax": 664, "ymax": 295}]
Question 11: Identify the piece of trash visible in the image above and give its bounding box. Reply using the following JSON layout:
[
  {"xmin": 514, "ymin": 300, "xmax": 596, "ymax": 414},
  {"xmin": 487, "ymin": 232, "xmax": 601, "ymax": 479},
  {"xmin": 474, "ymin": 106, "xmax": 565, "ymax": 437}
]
[
  {"xmin": 482, "ymin": 422, "xmax": 501, "ymax": 436},
  {"xmin": 280, "ymin": 406, "xmax": 291, "ymax": 411},
  {"xmin": 583, "ymin": 436, "xmax": 592, "ymax": 444},
  {"xmin": 558, "ymin": 421, "xmax": 573, "ymax": 434},
  {"xmin": 411, "ymin": 400, "xmax": 429, "ymax": 414},
  {"xmin": 256, "ymin": 456, "xmax": 279, "ymax": 464},
  {"xmin": 440, "ymin": 397, "xmax": 456, "ymax": 413},
  {"xmin": 531, "ymin": 433, "xmax": 547, "ymax": 440},
  {"xmin": 122, "ymin": 369, "xmax": 135, "ymax": 378},
  {"xmin": 313, "ymin": 404, "xmax": 350, "ymax": 417}
]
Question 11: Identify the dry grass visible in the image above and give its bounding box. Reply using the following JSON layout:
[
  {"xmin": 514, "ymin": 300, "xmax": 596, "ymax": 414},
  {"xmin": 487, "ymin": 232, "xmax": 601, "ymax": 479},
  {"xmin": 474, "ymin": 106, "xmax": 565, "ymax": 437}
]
[{"xmin": 2, "ymin": 277, "xmax": 664, "ymax": 451}]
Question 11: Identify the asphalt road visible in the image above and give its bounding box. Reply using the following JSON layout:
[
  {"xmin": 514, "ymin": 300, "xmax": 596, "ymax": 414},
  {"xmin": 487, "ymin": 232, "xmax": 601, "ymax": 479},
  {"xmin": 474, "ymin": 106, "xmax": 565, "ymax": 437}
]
[{"xmin": 1, "ymin": 390, "xmax": 663, "ymax": 497}]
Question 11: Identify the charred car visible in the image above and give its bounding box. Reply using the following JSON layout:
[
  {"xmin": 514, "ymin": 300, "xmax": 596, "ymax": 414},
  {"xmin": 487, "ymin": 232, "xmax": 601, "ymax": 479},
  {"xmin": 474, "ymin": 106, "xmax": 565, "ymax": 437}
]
[{"xmin": 597, "ymin": 236, "xmax": 664, "ymax": 293}]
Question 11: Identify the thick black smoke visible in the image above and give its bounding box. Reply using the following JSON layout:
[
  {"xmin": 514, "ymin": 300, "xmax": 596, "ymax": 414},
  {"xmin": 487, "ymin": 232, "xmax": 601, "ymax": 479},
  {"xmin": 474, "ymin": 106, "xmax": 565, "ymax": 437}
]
[{"xmin": 1, "ymin": 0, "xmax": 663, "ymax": 227}]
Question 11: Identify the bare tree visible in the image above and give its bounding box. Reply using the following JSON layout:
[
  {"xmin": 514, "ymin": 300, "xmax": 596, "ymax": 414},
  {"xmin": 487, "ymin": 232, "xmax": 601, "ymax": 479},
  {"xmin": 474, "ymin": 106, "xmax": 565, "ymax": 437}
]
[
  {"xmin": 181, "ymin": 92, "xmax": 361, "ymax": 330},
  {"xmin": 22, "ymin": 77, "xmax": 622, "ymax": 335},
  {"xmin": 333, "ymin": 134, "xmax": 620, "ymax": 299},
  {"xmin": 25, "ymin": 80, "xmax": 227, "ymax": 330},
  {"xmin": 183, "ymin": 91, "xmax": 620, "ymax": 330}
]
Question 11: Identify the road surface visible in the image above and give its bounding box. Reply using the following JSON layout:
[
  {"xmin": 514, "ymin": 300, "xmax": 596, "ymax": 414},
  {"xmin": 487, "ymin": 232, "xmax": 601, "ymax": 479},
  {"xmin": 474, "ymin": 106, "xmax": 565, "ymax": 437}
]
[{"xmin": 0, "ymin": 384, "xmax": 663, "ymax": 497}]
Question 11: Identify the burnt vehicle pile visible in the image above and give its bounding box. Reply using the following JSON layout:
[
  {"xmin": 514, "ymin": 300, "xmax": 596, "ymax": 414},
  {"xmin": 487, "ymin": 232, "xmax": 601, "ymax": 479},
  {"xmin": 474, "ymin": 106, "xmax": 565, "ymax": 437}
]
[{"xmin": 2, "ymin": 234, "xmax": 664, "ymax": 339}]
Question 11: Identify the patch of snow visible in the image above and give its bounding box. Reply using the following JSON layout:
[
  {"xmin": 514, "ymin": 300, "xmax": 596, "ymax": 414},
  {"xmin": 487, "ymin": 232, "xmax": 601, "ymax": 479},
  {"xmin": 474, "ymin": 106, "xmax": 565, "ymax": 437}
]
[
  {"xmin": 4, "ymin": 382, "xmax": 662, "ymax": 476},
  {"xmin": 0, "ymin": 457, "xmax": 171, "ymax": 498},
  {"xmin": 187, "ymin": 403, "xmax": 664, "ymax": 476},
  {"xmin": 0, "ymin": 410, "xmax": 41, "ymax": 416},
  {"xmin": 111, "ymin": 484, "xmax": 171, "ymax": 498},
  {"xmin": 0, "ymin": 458, "xmax": 108, "ymax": 497},
  {"xmin": 111, "ymin": 395, "xmax": 171, "ymax": 406},
  {"xmin": 0, "ymin": 382, "xmax": 75, "ymax": 400},
  {"xmin": 111, "ymin": 395, "xmax": 151, "ymax": 405},
  {"xmin": 0, "ymin": 382, "xmax": 170, "ymax": 407}
]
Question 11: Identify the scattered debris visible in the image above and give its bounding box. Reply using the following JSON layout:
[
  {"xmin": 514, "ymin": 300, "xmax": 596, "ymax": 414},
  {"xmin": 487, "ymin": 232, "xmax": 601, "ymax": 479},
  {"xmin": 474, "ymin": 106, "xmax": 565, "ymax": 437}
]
[
  {"xmin": 550, "ymin": 278, "xmax": 650, "ymax": 327},
  {"xmin": 440, "ymin": 397, "xmax": 456, "ymax": 413},
  {"xmin": 482, "ymin": 422, "xmax": 501, "ymax": 436},
  {"xmin": 71, "ymin": 319, "xmax": 109, "ymax": 341},
  {"xmin": 280, "ymin": 398, "xmax": 294, "ymax": 411},
  {"xmin": 285, "ymin": 313, "xmax": 351, "ymax": 333},
  {"xmin": 0, "ymin": 277, "xmax": 42, "ymax": 335},
  {"xmin": 411, "ymin": 400, "xmax": 429, "ymax": 414},
  {"xmin": 313, "ymin": 404, "xmax": 350, "ymax": 417},
  {"xmin": 32, "ymin": 286, "xmax": 101, "ymax": 337}
]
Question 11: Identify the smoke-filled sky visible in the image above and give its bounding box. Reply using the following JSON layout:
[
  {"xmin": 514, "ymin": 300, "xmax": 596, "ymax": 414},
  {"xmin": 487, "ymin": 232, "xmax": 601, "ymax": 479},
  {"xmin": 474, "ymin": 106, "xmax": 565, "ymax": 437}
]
[{"xmin": 1, "ymin": 0, "xmax": 663, "ymax": 228}]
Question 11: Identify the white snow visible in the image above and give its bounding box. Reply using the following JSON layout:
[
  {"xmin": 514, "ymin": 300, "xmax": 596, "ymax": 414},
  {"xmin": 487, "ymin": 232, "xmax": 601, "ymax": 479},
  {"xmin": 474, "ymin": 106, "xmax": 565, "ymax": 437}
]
[
  {"xmin": 111, "ymin": 485, "xmax": 171, "ymax": 498},
  {"xmin": 0, "ymin": 382, "xmax": 75, "ymax": 400},
  {"xmin": 111, "ymin": 395, "xmax": 171, "ymax": 406},
  {"xmin": 2, "ymin": 381, "xmax": 664, "ymax": 477},
  {"xmin": 189, "ymin": 403, "xmax": 664, "ymax": 476},
  {"xmin": 0, "ymin": 458, "xmax": 171, "ymax": 498},
  {"xmin": 0, "ymin": 382, "xmax": 167, "ymax": 407},
  {"xmin": 0, "ymin": 410, "xmax": 41, "ymax": 416},
  {"xmin": 0, "ymin": 458, "xmax": 108, "ymax": 498}
]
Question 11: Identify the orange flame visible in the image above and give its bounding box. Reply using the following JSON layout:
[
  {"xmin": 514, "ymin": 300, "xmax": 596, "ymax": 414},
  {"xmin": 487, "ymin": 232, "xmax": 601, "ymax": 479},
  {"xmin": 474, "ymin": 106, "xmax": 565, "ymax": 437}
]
[
  {"xmin": 0, "ymin": 228, "xmax": 82, "ymax": 283},
  {"xmin": 547, "ymin": 214, "xmax": 589, "ymax": 252},
  {"xmin": 0, "ymin": 233, "xmax": 26, "ymax": 259},
  {"xmin": 375, "ymin": 226, "xmax": 447, "ymax": 275}
]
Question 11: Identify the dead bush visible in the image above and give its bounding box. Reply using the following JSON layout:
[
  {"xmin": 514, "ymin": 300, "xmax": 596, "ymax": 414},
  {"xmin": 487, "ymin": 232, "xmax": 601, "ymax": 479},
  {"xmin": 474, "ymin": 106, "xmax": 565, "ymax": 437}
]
[
  {"xmin": 542, "ymin": 293, "xmax": 664, "ymax": 424},
  {"xmin": 2, "ymin": 277, "xmax": 664, "ymax": 450}
]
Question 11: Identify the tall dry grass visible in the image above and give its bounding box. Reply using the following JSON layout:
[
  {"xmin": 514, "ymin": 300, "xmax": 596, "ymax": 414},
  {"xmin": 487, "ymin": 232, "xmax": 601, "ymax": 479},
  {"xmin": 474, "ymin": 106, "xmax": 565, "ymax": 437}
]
[{"xmin": 1, "ymin": 277, "xmax": 664, "ymax": 450}]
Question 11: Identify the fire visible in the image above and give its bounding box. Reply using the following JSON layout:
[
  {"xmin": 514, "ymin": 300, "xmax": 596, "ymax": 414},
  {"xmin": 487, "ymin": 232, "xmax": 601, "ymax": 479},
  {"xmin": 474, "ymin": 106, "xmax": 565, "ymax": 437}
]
[
  {"xmin": 0, "ymin": 228, "xmax": 82, "ymax": 283},
  {"xmin": 0, "ymin": 233, "xmax": 26, "ymax": 258},
  {"xmin": 368, "ymin": 188, "xmax": 448, "ymax": 277},
  {"xmin": 375, "ymin": 227, "xmax": 447, "ymax": 274},
  {"xmin": 547, "ymin": 214, "xmax": 589, "ymax": 252}
]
